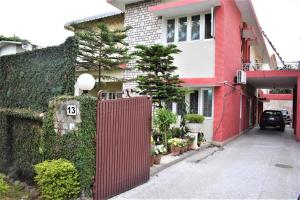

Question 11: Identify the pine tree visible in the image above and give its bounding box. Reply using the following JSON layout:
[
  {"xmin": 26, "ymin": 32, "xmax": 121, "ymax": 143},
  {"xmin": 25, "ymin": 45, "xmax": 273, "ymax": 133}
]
[
  {"xmin": 75, "ymin": 24, "xmax": 131, "ymax": 89},
  {"xmin": 133, "ymin": 44, "xmax": 185, "ymax": 107}
]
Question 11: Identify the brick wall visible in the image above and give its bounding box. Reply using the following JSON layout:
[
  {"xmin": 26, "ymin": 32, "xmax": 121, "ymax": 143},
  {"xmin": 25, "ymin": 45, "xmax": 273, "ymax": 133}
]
[{"xmin": 123, "ymin": 0, "xmax": 162, "ymax": 94}]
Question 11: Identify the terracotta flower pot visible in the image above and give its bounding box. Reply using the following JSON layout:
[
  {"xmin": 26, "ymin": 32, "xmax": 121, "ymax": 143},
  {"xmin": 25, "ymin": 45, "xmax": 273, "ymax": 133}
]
[
  {"xmin": 153, "ymin": 155, "xmax": 162, "ymax": 165},
  {"xmin": 171, "ymin": 146, "xmax": 181, "ymax": 156},
  {"xmin": 188, "ymin": 143, "xmax": 193, "ymax": 151},
  {"xmin": 180, "ymin": 147, "xmax": 184, "ymax": 154},
  {"xmin": 150, "ymin": 155, "xmax": 154, "ymax": 166}
]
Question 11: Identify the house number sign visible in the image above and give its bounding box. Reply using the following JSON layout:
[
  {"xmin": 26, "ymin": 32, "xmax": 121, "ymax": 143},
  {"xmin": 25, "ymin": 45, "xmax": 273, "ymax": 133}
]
[{"xmin": 67, "ymin": 105, "xmax": 77, "ymax": 116}]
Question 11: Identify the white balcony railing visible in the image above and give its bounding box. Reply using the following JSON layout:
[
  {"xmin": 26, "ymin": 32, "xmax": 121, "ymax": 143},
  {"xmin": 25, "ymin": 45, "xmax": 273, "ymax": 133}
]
[{"xmin": 242, "ymin": 62, "xmax": 300, "ymax": 71}]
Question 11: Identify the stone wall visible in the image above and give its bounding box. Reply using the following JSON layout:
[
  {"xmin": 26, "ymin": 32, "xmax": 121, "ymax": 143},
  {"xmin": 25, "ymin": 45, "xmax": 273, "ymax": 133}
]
[{"xmin": 123, "ymin": 0, "xmax": 162, "ymax": 94}]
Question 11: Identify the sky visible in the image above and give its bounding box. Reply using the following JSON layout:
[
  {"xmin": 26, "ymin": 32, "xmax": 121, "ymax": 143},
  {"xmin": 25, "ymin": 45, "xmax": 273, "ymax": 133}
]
[{"xmin": 0, "ymin": 0, "xmax": 299, "ymax": 62}]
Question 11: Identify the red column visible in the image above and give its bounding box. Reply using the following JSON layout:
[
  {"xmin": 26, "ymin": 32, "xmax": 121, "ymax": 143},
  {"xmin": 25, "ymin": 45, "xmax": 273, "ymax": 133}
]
[
  {"xmin": 296, "ymin": 78, "xmax": 300, "ymax": 141},
  {"xmin": 293, "ymin": 86, "xmax": 296, "ymax": 130}
]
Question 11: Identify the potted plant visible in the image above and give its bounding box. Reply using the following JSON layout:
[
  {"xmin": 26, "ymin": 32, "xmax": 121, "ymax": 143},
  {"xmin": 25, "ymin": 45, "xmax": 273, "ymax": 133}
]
[
  {"xmin": 181, "ymin": 139, "xmax": 188, "ymax": 153},
  {"xmin": 184, "ymin": 133, "xmax": 195, "ymax": 150},
  {"xmin": 168, "ymin": 138, "xmax": 183, "ymax": 156},
  {"xmin": 184, "ymin": 114, "xmax": 205, "ymax": 133},
  {"xmin": 150, "ymin": 147, "xmax": 155, "ymax": 167},
  {"xmin": 184, "ymin": 114, "xmax": 205, "ymax": 149},
  {"xmin": 152, "ymin": 145, "xmax": 167, "ymax": 165},
  {"xmin": 154, "ymin": 108, "xmax": 177, "ymax": 149},
  {"xmin": 150, "ymin": 136, "xmax": 155, "ymax": 166}
]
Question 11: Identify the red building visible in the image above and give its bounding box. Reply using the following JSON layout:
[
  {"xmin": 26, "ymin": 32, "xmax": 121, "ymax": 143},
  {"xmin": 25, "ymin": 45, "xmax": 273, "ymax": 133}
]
[{"xmin": 108, "ymin": 0, "xmax": 300, "ymax": 143}]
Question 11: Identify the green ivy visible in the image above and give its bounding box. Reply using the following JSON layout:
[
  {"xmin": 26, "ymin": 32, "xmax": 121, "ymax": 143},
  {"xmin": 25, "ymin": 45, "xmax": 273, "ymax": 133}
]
[
  {"xmin": 0, "ymin": 115, "xmax": 9, "ymax": 173},
  {"xmin": 0, "ymin": 37, "xmax": 77, "ymax": 112},
  {"xmin": 12, "ymin": 118, "xmax": 42, "ymax": 183},
  {"xmin": 0, "ymin": 109, "xmax": 43, "ymax": 180},
  {"xmin": 42, "ymin": 96, "xmax": 97, "ymax": 196}
]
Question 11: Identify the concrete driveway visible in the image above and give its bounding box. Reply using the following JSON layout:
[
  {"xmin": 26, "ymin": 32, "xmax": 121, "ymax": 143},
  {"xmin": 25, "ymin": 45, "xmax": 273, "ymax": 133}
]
[{"xmin": 115, "ymin": 127, "xmax": 300, "ymax": 199}]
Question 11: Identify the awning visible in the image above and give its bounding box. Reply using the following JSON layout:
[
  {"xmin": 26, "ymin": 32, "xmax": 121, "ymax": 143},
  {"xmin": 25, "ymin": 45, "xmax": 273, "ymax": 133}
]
[{"xmin": 149, "ymin": 0, "xmax": 220, "ymax": 17}]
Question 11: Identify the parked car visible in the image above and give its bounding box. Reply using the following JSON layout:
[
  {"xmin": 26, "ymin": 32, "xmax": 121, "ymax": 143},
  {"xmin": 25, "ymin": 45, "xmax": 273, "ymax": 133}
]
[
  {"xmin": 260, "ymin": 110, "xmax": 285, "ymax": 131},
  {"xmin": 280, "ymin": 110, "xmax": 291, "ymax": 125}
]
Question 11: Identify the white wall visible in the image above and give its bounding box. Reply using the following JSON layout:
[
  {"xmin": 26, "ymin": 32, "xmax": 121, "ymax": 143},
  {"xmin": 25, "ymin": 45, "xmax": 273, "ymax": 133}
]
[
  {"xmin": 174, "ymin": 40, "xmax": 215, "ymax": 78},
  {"xmin": 0, "ymin": 45, "xmax": 17, "ymax": 56},
  {"xmin": 200, "ymin": 119, "xmax": 213, "ymax": 142},
  {"xmin": 264, "ymin": 100, "xmax": 293, "ymax": 116}
]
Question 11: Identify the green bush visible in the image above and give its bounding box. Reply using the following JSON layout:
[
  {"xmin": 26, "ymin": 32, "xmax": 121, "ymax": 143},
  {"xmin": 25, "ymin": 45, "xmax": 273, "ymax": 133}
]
[
  {"xmin": 34, "ymin": 159, "xmax": 80, "ymax": 200},
  {"xmin": 0, "ymin": 174, "xmax": 8, "ymax": 196},
  {"xmin": 184, "ymin": 114, "xmax": 205, "ymax": 123}
]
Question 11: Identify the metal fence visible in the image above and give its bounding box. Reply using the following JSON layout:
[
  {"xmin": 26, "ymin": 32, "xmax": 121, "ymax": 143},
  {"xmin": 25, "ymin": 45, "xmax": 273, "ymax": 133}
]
[{"xmin": 94, "ymin": 96, "xmax": 152, "ymax": 199}]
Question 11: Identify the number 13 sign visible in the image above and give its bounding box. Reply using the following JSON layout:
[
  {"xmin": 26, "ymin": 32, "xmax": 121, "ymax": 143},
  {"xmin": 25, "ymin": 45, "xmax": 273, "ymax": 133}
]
[{"xmin": 67, "ymin": 105, "xmax": 77, "ymax": 116}]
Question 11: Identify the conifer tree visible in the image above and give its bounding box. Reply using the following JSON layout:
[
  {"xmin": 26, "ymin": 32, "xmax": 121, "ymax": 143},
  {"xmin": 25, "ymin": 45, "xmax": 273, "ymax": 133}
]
[
  {"xmin": 75, "ymin": 24, "xmax": 130, "ymax": 88},
  {"xmin": 133, "ymin": 44, "xmax": 185, "ymax": 107}
]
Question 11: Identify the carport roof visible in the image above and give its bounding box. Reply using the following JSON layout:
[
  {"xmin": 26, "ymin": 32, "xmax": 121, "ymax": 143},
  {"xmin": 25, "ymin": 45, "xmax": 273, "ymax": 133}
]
[{"xmin": 246, "ymin": 70, "xmax": 300, "ymax": 89}]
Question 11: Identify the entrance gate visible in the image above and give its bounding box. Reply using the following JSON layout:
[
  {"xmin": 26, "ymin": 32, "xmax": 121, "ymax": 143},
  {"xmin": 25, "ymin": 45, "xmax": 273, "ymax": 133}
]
[{"xmin": 94, "ymin": 96, "xmax": 152, "ymax": 199}]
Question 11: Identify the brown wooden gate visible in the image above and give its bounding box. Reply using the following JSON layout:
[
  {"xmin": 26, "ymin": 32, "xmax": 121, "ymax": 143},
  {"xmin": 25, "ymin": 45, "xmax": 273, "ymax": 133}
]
[{"xmin": 94, "ymin": 96, "xmax": 152, "ymax": 199}]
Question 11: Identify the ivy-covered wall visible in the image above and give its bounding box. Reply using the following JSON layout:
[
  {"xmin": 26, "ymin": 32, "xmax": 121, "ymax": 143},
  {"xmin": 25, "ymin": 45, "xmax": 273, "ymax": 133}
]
[
  {"xmin": 0, "ymin": 37, "xmax": 78, "ymax": 183},
  {"xmin": 0, "ymin": 109, "xmax": 43, "ymax": 183},
  {"xmin": 0, "ymin": 37, "xmax": 97, "ymax": 195},
  {"xmin": 0, "ymin": 37, "xmax": 77, "ymax": 111},
  {"xmin": 42, "ymin": 96, "xmax": 97, "ymax": 196}
]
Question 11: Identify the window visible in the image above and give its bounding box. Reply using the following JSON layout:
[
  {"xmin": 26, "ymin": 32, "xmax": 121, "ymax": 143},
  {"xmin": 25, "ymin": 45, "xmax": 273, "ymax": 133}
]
[
  {"xmin": 191, "ymin": 15, "xmax": 200, "ymax": 40},
  {"xmin": 205, "ymin": 14, "xmax": 212, "ymax": 39},
  {"xmin": 189, "ymin": 90, "xmax": 199, "ymax": 114},
  {"xmin": 101, "ymin": 92, "xmax": 123, "ymax": 100},
  {"xmin": 166, "ymin": 101, "xmax": 173, "ymax": 111},
  {"xmin": 202, "ymin": 89, "xmax": 213, "ymax": 117},
  {"xmin": 166, "ymin": 13, "xmax": 213, "ymax": 43},
  {"xmin": 178, "ymin": 17, "xmax": 187, "ymax": 42},
  {"xmin": 167, "ymin": 19, "xmax": 175, "ymax": 43}
]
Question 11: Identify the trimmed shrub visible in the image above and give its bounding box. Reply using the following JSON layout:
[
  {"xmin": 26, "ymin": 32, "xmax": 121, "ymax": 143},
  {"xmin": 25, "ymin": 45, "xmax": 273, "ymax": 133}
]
[
  {"xmin": 34, "ymin": 159, "xmax": 80, "ymax": 200},
  {"xmin": 0, "ymin": 174, "xmax": 9, "ymax": 196},
  {"xmin": 184, "ymin": 114, "xmax": 205, "ymax": 123}
]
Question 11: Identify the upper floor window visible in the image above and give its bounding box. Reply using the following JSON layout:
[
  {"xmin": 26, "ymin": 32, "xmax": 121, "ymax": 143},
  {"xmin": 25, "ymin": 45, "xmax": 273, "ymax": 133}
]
[
  {"xmin": 178, "ymin": 17, "xmax": 188, "ymax": 42},
  {"xmin": 167, "ymin": 19, "xmax": 175, "ymax": 43},
  {"xmin": 205, "ymin": 13, "xmax": 212, "ymax": 39},
  {"xmin": 191, "ymin": 15, "xmax": 200, "ymax": 40},
  {"xmin": 165, "ymin": 13, "xmax": 213, "ymax": 43}
]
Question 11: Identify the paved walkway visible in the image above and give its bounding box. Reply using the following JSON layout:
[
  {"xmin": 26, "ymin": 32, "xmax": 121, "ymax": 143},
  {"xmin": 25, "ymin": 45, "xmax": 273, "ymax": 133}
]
[{"xmin": 114, "ymin": 127, "xmax": 300, "ymax": 199}]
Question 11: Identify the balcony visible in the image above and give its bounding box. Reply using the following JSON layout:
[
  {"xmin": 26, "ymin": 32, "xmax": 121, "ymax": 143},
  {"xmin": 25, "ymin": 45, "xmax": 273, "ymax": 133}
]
[{"xmin": 242, "ymin": 62, "xmax": 300, "ymax": 71}]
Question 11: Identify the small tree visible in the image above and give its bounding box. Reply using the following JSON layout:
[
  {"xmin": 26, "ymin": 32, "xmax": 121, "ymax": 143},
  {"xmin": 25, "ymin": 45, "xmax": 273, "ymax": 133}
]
[
  {"xmin": 75, "ymin": 24, "xmax": 131, "ymax": 89},
  {"xmin": 154, "ymin": 108, "xmax": 177, "ymax": 148},
  {"xmin": 133, "ymin": 44, "xmax": 185, "ymax": 107}
]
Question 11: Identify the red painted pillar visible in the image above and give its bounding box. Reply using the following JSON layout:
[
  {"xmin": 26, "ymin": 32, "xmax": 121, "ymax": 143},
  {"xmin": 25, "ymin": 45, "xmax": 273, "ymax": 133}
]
[
  {"xmin": 293, "ymin": 86, "xmax": 296, "ymax": 130},
  {"xmin": 296, "ymin": 78, "xmax": 300, "ymax": 141}
]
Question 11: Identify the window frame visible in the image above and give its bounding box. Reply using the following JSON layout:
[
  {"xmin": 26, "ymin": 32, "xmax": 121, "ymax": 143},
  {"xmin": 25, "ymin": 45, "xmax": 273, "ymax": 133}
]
[
  {"xmin": 164, "ymin": 12, "xmax": 213, "ymax": 44},
  {"xmin": 199, "ymin": 88, "xmax": 214, "ymax": 119}
]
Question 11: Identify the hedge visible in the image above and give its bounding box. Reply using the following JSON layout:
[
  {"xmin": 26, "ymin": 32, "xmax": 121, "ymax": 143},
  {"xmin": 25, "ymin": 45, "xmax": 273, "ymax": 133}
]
[
  {"xmin": 0, "ymin": 37, "xmax": 77, "ymax": 111},
  {"xmin": 42, "ymin": 96, "xmax": 97, "ymax": 196}
]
